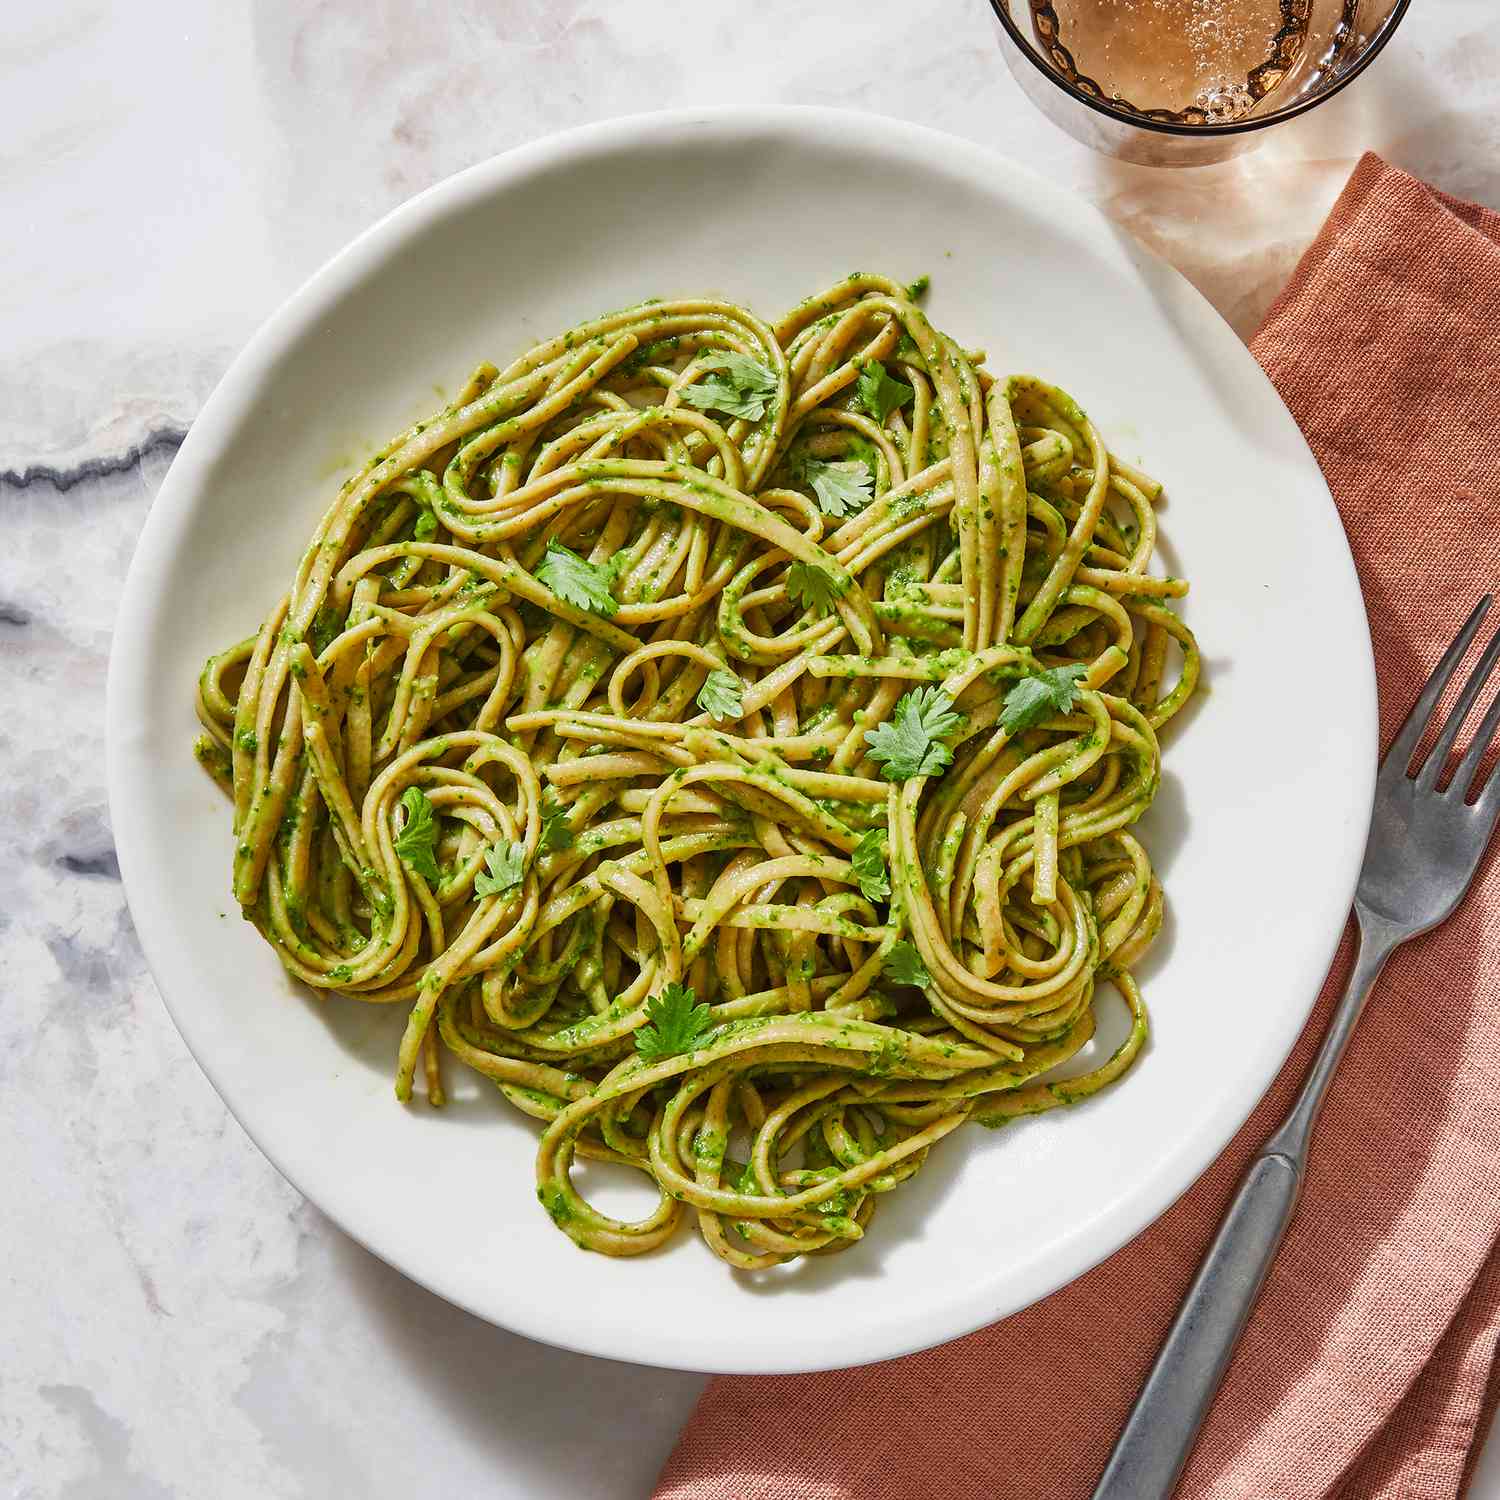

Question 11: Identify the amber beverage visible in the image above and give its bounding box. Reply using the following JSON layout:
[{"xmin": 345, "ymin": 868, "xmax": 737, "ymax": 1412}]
[{"xmin": 989, "ymin": 0, "xmax": 1408, "ymax": 163}]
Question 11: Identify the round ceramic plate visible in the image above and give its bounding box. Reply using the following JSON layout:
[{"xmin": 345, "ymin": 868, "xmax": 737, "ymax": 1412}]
[{"xmin": 107, "ymin": 107, "xmax": 1376, "ymax": 1374}]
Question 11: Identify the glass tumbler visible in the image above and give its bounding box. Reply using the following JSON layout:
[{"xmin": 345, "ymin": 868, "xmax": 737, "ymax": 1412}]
[{"xmin": 987, "ymin": 0, "xmax": 1411, "ymax": 166}]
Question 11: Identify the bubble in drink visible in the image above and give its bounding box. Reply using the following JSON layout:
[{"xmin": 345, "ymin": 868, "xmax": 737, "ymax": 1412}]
[{"xmin": 1025, "ymin": 0, "xmax": 1349, "ymax": 124}]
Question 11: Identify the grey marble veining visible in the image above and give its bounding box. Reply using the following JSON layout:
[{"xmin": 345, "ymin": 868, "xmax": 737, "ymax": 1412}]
[
  {"xmin": 1, "ymin": 448, "xmax": 703, "ymax": 1500},
  {"xmin": 5, "ymin": 1, "xmax": 1500, "ymax": 1496}
]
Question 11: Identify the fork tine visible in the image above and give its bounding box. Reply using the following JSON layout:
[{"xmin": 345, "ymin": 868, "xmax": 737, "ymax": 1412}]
[
  {"xmin": 1451, "ymin": 676, "xmax": 1500, "ymax": 802},
  {"xmin": 1415, "ymin": 623, "xmax": 1500, "ymax": 788},
  {"xmin": 1480, "ymin": 754, "xmax": 1500, "ymax": 826},
  {"xmin": 1383, "ymin": 595, "xmax": 1492, "ymax": 775}
]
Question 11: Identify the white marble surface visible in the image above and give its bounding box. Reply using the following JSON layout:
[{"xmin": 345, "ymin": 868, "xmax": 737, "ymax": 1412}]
[{"xmin": 4, "ymin": 3, "xmax": 1499, "ymax": 1496}]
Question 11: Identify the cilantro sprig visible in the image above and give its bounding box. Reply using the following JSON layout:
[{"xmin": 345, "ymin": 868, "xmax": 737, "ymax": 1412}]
[
  {"xmin": 474, "ymin": 840, "xmax": 525, "ymax": 898},
  {"xmin": 864, "ymin": 688, "xmax": 962, "ymax": 782},
  {"xmin": 536, "ymin": 541, "xmax": 619, "ymax": 618},
  {"xmin": 802, "ymin": 458, "xmax": 874, "ymax": 518},
  {"xmin": 539, "ymin": 795, "xmax": 574, "ymax": 853},
  {"xmin": 634, "ymin": 983, "xmax": 713, "ymax": 1063},
  {"xmin": 679, "ymin": 352, "xmax": 778, "ymax": 421},
  {"xmin": 883, "ymin": 941, "xmax": 930, "ymax": 989},
  {"xmin": 393, "ymin": 786, "xmax": 441, "ymax": 883},
  {"xmin": 856, "ymin": 361, "xmax": 914, "ymax": 424},
  {"xmin": 697, "ymin": 669, "xmax": 745, "ymax": 722},
  {"xmin": 850, "ymin": 829, "xmax": 890, "ymax": 903},
  {"xmin": 1000, "ymin": 663, "xmax": 1089, "ymax": 737},
  {"xmin": 785, "ymin": 561, "xmax": 844, "ymax": 615}
]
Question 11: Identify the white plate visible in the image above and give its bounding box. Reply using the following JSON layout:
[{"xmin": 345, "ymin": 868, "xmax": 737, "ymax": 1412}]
[{"xmin": 107, "ymin": 107, "xmax": 1376, "ymax": 1374}]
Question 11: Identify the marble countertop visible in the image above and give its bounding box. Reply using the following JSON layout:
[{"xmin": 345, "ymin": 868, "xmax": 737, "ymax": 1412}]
[{"xmin": 5, "ymin": 3, "xmax": 1498, "ymax": 1495}]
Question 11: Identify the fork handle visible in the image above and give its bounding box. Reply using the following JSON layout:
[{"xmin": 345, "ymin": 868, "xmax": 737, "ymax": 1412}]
[
  {"xmin": 1090, "ymin": 914, "xmax": 1400, "ymax": 1500},
  {"xmin": 1089, "ymin": 1150, "xmax": 1301, "ymax": 1499}
]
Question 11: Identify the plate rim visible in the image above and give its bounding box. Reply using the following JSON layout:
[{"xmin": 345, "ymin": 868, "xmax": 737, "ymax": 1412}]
[{"xmin": 106, "ymin": 103, "xmax": 1377, "ymax": 1374}]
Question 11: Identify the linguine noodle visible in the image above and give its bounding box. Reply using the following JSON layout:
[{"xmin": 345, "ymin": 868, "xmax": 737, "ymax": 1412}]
[{"xmin": 193, "ymin": 274, "xmax": 1199, "ymax": 1267}]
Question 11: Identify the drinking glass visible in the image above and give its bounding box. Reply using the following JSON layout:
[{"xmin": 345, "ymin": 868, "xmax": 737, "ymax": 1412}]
[{"xmin": 987, "ymin": 0, "xmax": 1411, "ymax": 165}]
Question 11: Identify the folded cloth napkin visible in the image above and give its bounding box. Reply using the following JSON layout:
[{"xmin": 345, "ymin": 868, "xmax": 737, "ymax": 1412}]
[{"xmin": 654, "ymin": 154, "xmax": 1500, "ymax": 1500}]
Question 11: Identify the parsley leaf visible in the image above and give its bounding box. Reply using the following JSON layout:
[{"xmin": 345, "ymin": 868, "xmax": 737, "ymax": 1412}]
[
  {"xmin": 679, "ymin": 352, "xmax": 778, "ymax": 421},
  {"xmin": 785, "ymin": 561, "xmax": 844, "ymax": 614},
  {"xmin": 856, "ymin": 361, "xmax": 914, "ymax": 424},
  {"xmin": 883, "ymin": 941, "xmax": 931, "ymax": 989},
  {"xmin": 802, "ymin": 458, "xmax": 874, "ymax": 518},
  {"xmin": 536, "ymin": 541, "xmax": 619, "ymax": 618},
  {"xmin": 539, "ymin": 795, "xmax": 574, "ymax": 853},
  {"xmin": 474, "ymin": 840, "xmax": 525, "ymax": 898},
  {"xmin": 393, "ymin": 786, "xmax": 441, "ymax": 883},
  {"xmin": 697, "ymin": 669, "xmax": 745, "ymax": 721},
  {"xmin": 850, "ymin": 829, "xmax": 890, "ymax": 903},
  {"xmin": 634, "ymin": 982, "xmax": 713, "ymax": 1063},
  {"xmin": 1000, "ymin": 663, "xmax": 1089, "ymax": 737},
  {"xmin": 413, "ymin": 506, "xmax": 438, "ymax": 543},
  {"xmin": 864, "ymin": 688, "xmax": 962, "ymax": 782}
]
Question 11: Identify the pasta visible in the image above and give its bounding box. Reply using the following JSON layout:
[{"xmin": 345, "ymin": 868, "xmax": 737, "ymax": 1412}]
[{"xmin": 193, "ymin": 274, "xmax": 1200, "ymax": 1268}]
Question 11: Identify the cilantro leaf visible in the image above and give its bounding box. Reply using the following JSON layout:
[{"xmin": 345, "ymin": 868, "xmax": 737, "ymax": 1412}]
[
  {"xmin": 785, "ymin": 561, "xmax": 844, "ymax": 615},
  {"xmin": 864, "ymin": 688, "xmax": 962, "ymax": 782},
  {"xmin": 697, "ymin": 669, "xmax": 745, "ymax": 721},
  {"xmin": 856, "ymin": 361, "xmax": 914, "ymax": 424},
  {"xmin": 679, "ymin": 352, "xmax": 778, "ymax": 421},
  {"xmin": 802, "ymin": 458, "xmax": 874, "ymax": 518},
  {"xmin": 1000, "ymin": 663, "xmax": 1089, "ymax": 737},
  {"xmin": 474, "ymin": 840, "xmax": 525, "ymax": 898},
  {"xmin": 393, "ymin": 786, "xmax": 441, "ymax": 883},
  {"xmin": 539, "ymin": 794, "xmax": 574, "ymax": 852},
  {"xmin": 634, "ymin": 982, "xmax": 713, "ymax": 1063},
  {"xmin": 413, "ymin": 506, "xmax": 438, "ymax": 542},
  {"xmin": 883, "ymin": 941, "xmax": 930, "ymax": 989},
  {"xmin": 536, "ymin": 541, "xmax": 619, "ymax": 618},
  {"xmin": 850, "ymin": 829, "xmax": 890, "ymax": 903}
]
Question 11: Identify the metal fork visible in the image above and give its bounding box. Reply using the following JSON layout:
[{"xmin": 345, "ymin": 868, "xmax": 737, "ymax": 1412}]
[{"xmin": 1093, "ymin": 595, "xmax": 1500, "ymax": 1500}]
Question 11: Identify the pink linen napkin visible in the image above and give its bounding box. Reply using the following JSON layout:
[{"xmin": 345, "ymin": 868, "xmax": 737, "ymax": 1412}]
[{"xmin": 653, "ymin": 155, "xmax": 1500, "ymax": 1500}]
